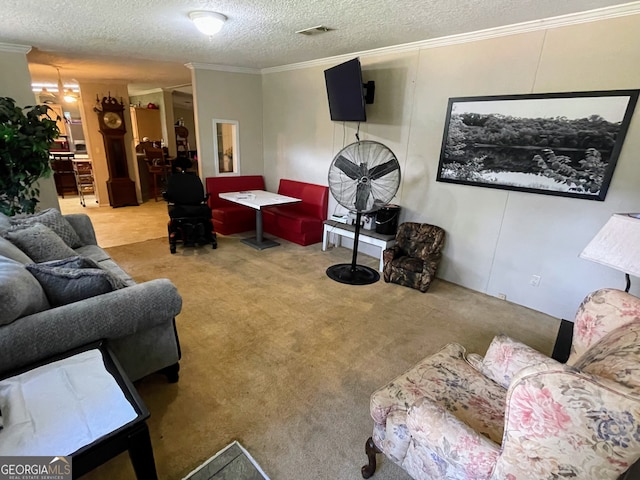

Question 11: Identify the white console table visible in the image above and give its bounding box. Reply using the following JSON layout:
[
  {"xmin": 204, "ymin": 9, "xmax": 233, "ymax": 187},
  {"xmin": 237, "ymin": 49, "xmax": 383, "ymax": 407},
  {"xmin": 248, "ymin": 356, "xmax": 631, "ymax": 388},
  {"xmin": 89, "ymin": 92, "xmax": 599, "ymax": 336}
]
[{"xmin": 322, "ymin": 220, "xmax": 396, "ymax": 272}]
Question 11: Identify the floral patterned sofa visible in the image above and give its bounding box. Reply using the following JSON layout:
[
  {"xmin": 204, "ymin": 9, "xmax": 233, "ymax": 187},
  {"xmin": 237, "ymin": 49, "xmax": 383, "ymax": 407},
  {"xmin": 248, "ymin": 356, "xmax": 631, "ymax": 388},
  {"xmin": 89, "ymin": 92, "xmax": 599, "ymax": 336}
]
[{"xmin": 363, "ymin": 288, "xmax": 640, "ymax": 479}]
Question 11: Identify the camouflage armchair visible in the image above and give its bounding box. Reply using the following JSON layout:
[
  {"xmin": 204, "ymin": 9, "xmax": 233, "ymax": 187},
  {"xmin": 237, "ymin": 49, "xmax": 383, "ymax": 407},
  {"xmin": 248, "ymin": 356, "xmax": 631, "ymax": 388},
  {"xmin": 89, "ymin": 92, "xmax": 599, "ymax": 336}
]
[{"xmin": 382, "ymin": 222, "xmax": 445, "ymax": 292}]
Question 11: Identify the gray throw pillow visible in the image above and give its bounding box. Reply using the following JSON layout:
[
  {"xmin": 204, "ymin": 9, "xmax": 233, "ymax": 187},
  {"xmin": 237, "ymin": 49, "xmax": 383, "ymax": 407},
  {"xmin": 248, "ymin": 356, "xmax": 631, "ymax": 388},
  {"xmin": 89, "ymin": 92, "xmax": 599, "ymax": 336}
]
[
  {"xmin": 0, "ymin": 213, "xmax": 10, "ymax": 235},
  {"xmin": 26, "ymin": 256, "xmax": 127, "ymax": 307},
  {"xmin": 11, "ymin": 208, "xmax": 82, "ymax": 248},
  {"xmin": 0, "ymin": 257, "xmax": 50, "ymax": 325},
  {"xmin": 4, "ymin": 223, "xmax": 77, "ymax": 263},
  {"xmin": 0, "ymin": 237, "xmax": 33, "ymax": 264}
]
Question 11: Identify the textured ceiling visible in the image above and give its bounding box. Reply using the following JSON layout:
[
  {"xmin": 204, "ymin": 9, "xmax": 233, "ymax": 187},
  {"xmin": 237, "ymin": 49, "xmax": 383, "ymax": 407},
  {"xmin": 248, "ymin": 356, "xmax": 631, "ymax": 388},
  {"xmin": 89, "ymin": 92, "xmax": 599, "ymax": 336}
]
[{"xmin": 0, "ymin": 0, "xmax": 635, "ymax": 91}]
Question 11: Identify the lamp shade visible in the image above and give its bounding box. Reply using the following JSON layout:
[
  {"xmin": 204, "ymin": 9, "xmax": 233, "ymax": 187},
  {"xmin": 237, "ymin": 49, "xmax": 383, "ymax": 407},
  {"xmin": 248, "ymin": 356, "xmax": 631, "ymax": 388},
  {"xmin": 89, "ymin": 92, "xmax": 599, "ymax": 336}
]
[
  {"xmin": 189, "ymin": 11, "xmax": 227, "ymax": 36},
  {"xmin": 579, "ymin": 213, "xmax": 640, "ymax": 278}
]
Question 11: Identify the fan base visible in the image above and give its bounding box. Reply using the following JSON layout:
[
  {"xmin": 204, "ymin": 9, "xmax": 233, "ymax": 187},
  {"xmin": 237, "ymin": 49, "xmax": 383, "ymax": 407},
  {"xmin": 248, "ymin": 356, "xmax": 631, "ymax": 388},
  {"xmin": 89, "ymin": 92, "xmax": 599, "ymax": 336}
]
[{"xmin": 326, "ymin": 264, "xmax": 380, "ymax": 285}]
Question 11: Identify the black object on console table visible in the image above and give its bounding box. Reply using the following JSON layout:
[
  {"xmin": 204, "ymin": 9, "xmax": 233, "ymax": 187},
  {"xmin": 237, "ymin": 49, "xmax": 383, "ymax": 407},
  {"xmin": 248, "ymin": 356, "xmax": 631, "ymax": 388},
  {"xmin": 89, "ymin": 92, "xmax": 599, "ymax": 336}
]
[{"xmin": 551, "ymin": 319, "xmax": 574, "ymax": 363}]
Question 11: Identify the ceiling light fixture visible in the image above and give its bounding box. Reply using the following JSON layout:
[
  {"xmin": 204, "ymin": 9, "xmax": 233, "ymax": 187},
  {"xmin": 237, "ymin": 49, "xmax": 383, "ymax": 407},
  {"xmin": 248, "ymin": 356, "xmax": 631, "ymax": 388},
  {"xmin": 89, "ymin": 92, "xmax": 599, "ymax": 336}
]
[
  {"xmin": 32, "ymin": 82, "xmax": 80, "ymax": 103},
  {"xmin": 63, "ymin": 89, "xmax": 79, "ymax": 103},
  {"xmin": 189, "ymin": 11, "xmax": 227, "ymax": 36}
]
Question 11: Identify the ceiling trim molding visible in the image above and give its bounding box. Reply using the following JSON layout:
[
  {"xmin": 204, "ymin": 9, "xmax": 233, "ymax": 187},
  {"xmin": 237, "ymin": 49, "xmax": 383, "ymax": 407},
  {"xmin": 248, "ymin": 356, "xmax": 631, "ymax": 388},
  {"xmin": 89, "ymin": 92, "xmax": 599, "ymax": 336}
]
[
  {"xmin": 129, "ymin": 88, "xmax": 164, "ymax": 96},
  {"xmin": 185, "ymin": 62, "xmax": 261, "ymax": 75},
  {"xmin": 0, "ymin": 42, "xmax": 31, "ymax": 54},
  {"xmin": 262, "ymin": 1, "xmax": 640, "ymax": 74}
]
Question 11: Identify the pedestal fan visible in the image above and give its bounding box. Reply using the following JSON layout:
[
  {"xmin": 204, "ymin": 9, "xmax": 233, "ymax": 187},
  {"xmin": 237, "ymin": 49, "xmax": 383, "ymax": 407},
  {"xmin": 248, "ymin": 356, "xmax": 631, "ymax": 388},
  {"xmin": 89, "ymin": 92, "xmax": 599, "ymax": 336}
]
[{"xmin": 326, "ymin": 140, "xmax": 401, "ymax": 285}]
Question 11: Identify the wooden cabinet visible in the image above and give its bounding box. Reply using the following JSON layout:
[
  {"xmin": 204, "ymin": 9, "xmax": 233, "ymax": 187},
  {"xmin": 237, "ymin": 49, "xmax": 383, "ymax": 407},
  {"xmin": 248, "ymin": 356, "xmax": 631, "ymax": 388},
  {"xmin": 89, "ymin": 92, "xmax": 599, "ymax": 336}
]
[
  {"xmin": 51, "ymin": 155, "xmax": 77, "ymax": 197},
  {"xmin": 130, "ymin": 107, "xmax": 162, "ymax": 144}
]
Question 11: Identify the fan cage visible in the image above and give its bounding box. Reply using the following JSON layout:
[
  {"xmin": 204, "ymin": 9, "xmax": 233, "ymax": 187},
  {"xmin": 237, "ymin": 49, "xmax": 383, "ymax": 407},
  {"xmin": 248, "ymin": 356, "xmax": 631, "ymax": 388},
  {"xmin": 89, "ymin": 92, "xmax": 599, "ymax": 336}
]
[{"xmin": 328, "ymin": 140, "xmax": 400, "ymax": 214}]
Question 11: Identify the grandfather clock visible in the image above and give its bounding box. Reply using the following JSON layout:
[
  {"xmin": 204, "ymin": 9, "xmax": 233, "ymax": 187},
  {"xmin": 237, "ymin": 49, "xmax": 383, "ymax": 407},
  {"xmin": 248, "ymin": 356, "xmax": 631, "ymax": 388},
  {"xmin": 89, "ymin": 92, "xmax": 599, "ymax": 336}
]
[{"xmin": 94, "ymin": 95, "xmax": 138, "ymax": 207}]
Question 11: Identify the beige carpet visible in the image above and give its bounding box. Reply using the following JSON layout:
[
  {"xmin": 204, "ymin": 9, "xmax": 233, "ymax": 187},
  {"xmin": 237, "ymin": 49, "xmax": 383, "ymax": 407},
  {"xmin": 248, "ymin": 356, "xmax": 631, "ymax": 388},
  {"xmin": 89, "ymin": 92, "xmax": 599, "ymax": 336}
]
[{"xmin": 83, "ymin": 235, "xmax": 560, "ymax": 480}]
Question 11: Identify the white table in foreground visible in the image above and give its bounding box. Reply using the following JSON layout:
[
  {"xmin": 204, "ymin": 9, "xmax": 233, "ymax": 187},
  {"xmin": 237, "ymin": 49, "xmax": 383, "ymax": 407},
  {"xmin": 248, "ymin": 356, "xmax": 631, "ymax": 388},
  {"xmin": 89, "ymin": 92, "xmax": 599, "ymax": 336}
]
[
  {"xmin": 322, "ymin": 220, "xmax": 396, "ymax": 271},
  {"xmin": 219, "ymin": 190, "xmax": 301, "ymax": 250}
]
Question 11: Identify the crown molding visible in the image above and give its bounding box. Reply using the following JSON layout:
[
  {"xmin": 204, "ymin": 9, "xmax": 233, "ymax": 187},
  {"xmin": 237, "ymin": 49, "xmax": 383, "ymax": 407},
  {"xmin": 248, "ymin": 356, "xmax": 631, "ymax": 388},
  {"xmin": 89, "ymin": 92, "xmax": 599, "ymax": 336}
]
[
  {"xmin": 185, "ymin": 62, "xmax": 261, "ymax": 75},
  {"xmin": 0, "ymin": 42, "xmax": 31, "ymax": 54},
  {"xmin": 262, "ymin": 1, "xmax": 640, "ymax": 74},
  {"xmin": 129, "ymin": 87, "xmax": 164, "ymax": 97}
]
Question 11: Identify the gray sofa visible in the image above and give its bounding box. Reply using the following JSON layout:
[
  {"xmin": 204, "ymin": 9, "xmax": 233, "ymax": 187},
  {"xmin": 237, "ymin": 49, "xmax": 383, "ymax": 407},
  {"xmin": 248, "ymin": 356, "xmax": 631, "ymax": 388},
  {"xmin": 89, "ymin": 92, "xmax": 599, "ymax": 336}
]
[{"xmin": 0, "ymin": 210, "xmax": 183, "ymax": 382}]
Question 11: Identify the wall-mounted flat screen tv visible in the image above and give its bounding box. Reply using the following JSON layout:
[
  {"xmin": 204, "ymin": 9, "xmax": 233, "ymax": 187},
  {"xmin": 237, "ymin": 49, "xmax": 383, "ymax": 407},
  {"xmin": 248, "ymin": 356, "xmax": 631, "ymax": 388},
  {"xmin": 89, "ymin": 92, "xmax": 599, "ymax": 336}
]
[{"xmin": 324, "ymin": 57, "xmax": 374, "ymax": 122}]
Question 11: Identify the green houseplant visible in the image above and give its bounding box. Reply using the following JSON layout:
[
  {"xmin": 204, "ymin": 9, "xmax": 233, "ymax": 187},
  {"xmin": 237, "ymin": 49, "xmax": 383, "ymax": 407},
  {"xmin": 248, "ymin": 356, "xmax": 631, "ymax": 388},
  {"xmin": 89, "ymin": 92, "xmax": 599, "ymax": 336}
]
[{"xmin": 0, "ymin": 97, "xmax": 60, "ymax": 216}]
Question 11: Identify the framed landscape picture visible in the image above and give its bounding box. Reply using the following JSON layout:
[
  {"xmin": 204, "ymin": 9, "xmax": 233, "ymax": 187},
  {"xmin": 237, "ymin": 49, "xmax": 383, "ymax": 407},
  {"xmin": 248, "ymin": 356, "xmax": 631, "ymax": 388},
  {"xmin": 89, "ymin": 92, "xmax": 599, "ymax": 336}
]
[{"xmin": 436, "ymin": 90, "xmax": 639, "ymax": 200}]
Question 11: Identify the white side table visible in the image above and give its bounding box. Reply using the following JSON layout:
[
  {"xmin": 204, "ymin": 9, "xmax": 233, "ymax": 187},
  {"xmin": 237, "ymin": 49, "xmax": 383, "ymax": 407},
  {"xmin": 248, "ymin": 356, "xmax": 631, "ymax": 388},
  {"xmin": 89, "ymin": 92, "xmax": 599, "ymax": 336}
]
[{"xmin": 322, "ymin": 220, "xmax": 396, "ymax": 272}]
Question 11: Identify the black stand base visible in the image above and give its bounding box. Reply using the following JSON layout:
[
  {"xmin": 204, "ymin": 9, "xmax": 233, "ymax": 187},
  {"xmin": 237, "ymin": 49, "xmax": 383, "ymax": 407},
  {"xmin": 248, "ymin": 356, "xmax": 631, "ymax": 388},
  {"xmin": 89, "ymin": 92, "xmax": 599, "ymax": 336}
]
[
  {"xmin": 326, "ymin": 264, "xmax": 380, "ymax": 285},
  {"xmin": 241, "ymin": 237, "xmax": 280, "ymax": 250},
  {"xmin": 327, "ymin": 212, "xmax": 379, "ymax": 285}
]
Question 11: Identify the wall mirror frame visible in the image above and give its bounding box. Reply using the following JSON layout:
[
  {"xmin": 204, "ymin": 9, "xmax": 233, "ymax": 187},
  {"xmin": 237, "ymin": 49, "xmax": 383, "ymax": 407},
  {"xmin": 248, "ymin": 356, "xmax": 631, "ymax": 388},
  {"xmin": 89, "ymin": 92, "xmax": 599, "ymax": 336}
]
[{"xmin": 213, "ymin": 119, "xmax": 240, "ymax": 175}]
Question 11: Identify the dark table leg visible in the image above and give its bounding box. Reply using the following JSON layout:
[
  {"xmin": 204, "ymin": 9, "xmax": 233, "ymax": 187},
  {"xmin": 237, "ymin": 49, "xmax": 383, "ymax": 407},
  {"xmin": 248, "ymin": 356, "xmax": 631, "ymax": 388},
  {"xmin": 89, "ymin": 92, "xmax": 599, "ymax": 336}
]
[
  {"xmin": 128, "ymin": 423, "xmax": 158, "ymax": 480},
  {"xmin": 256, "ymin": 209, "xmax": 264, "ymax": 243},
  {"xmin": 241, "ymin": 208, "xmax": 280, "ymax": 250}
]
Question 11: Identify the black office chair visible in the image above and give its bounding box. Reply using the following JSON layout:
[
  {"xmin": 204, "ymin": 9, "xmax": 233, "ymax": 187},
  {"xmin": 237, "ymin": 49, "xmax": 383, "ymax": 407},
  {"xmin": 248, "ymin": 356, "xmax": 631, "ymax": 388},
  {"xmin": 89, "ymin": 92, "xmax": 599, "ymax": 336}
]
[{"xmin": 163, "ymin": 173, "xmax": 217, "ymax": 254}]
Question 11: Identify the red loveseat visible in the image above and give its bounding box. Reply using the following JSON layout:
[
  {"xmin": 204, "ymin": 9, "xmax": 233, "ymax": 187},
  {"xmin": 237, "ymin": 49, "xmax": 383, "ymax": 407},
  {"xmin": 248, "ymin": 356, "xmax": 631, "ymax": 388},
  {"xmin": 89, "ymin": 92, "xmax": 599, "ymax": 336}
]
[
  {"xmin": 262, "ymin": 179, "xmax": 329, "ymax": 246},
  {"xmin": 205, "ymin": 175, "xmax": 265, "ymax": 235}
]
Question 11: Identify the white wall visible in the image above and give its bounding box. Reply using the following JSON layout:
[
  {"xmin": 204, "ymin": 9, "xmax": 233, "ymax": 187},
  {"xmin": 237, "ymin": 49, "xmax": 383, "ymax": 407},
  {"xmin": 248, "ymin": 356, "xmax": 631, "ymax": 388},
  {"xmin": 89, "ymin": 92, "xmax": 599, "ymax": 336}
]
[
  {"xmin": 190, "ymin": 67, "xmax": 263, "ymax": 179},
  {"xmin": 0, "ymin": 44, "xmax": 59, "ymax": 213},
  {"xmin": 261, "ymin": 14, "xmax": 640, "ymax": 320}
]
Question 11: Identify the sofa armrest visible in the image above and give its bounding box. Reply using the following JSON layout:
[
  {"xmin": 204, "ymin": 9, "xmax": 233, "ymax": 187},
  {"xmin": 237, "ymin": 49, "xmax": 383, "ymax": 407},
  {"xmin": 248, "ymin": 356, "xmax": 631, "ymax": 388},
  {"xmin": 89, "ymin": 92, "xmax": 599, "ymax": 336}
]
[
  {"xmin": 0, "ymin": 279, "xmax": 182, "ymax": 375},
  {"xmin": 422, "ymin": 251, "xmax": 442, "ymax": 273},
  {"xmin": 64, "ymin": 213, "xmax": 98, "ymax": 246},
  {"xmin": 480, "ymin": 334, "xmax": 552, "ymax": 388},
  {"xmin": 407, "ymin": 399, "xmax": 500, "ymax": 477},
  {"xmin": 495, "ymin": 362, "xmax": 640, "ymax": 479},
  {"xmin": 382, "ymin": 245, "xmax": 402, "ymax": 262},
  {"xmin": 467, "ymin": 352, "xmax": 484, "ymax": 371}
]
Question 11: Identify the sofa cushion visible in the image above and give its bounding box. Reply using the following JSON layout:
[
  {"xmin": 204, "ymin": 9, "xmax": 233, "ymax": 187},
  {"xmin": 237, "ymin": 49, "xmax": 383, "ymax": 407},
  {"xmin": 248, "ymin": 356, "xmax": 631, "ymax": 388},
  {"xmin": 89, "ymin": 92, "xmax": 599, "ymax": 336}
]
[
  {"xmin": 74, "ymin": 245, "xmax": 111, "ymax": 263},
  {"xmin": 573, "ymin": 319, "xmax": 640, "ymax": 391},
  {"xmin": 370, "ymin": 343, "xmax": 505, "ymax": 445},
  {"xmin": 0, "ymin": 237, "xmax": 33, "ymax": 264},
  {"xmin": 481, "ymin": 334, "xmax": 553, "ymax": 388},
  {"xmin": 96, "ymin": 258, "xmax": 136, "ymax": 286},
  {"xmin": 26, "ymin": 257, "xmax": 127, "ymax": 307},
  {"xmin": 10, "ymin": 208, "xmax": 82, "ymax": 248},
  {"xmin": 262, "ymin": 207, "xmax": 320, "ymax": 234},
  {"xmin": 4, "ymin": 223, "xmax": 77, "ymax": 263},
  {"xmin": 0, "ymin": 256, "xmax": 50, "ymax": 325},
  {"xmin": 390, "ymin": 256, "xmax": 424, "ymax": 273},
  {"xmin": 211, "ymin": 206, "xmax": 255, "ymax": 224}
]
